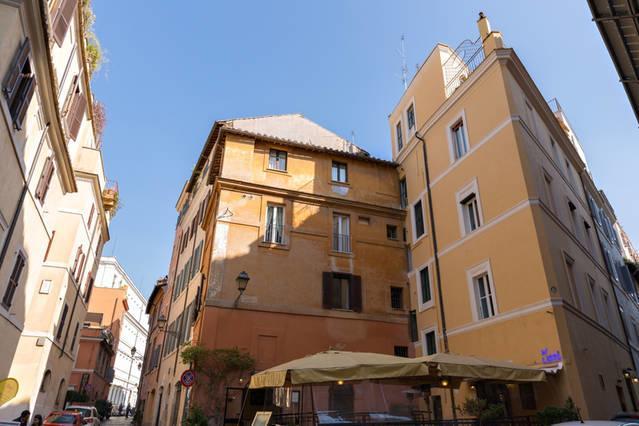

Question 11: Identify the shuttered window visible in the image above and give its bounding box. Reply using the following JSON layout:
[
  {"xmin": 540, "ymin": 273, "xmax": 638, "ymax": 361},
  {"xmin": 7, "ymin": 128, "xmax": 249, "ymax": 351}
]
[
  {"xmin": 2, "ymin": 252, "xmax": 26, "ymax": 308},
  {"xmin": 322, "ymin": 272, "xmax": 362, "ymax": 312},
  {"xmin": 65, "ymin": 86, "xmax": 87, "ymax": 141},
  {"xmin": 408, "ymin": 310, "xmax": 418, "ymax": 342},
  {"xmin": 52, "ymin": 0, "xmax": 79, "ymax": 45},
  {"xmin": 56, "ymin": 303, "xmax": 69, "ymax": 341},
  {"xmin": 35, "ymin": 156, "xmax": 56, "ymax": 204},
  {"xmin": 2, "ymin": 38, "xmax": 36, "ymax": 130}
]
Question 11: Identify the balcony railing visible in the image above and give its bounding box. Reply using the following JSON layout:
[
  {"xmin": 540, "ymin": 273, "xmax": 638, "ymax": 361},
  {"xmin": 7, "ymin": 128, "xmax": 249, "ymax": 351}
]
[
  {"xmin": 332, "ymin": 233, "xmax": 351, "ymax": 253},
  {"xmin": 443, "ymin": 37, "xmax": 486, "ymax": 98},
  {"xmin": 264, "ymin": 223, "xmax": 284, "ymax": 245}
]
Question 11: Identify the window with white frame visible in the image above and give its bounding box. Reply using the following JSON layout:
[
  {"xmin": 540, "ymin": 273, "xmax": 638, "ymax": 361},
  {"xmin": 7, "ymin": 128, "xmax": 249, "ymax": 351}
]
[
  {"xmin": 473, "ymin": 272, "xmax": 496, "ymax": 320},
  {"xmin": 423, "ymin": 329, "xmax": 437, "ymax": 355},
  {"xmin": 406, "ymin": 104, "xmax": 416, "ymax": 131},
  {"xmin": 333, "ymin": 214, "xmax": 351, "ymax": 253},
  {"xmin": 396, "ymin": 121, "xmax": 403, "ymax": 151},
  {"xmin": 268, "ymin": 149, "xmax": 287, "ymax": 171},
  {"xmin": 451, "ymin": 120, "xmax": 469, "ymax": 160},
  {"xmin": 331, "ymin": 161, "xmax": 348, "ymax": 183},
  {"xmin": 418, "ymin": 266, "xmax": 432, "ymax": 309},
  {"xmin": 457, "ymin": 180, "xmax": 482, "ymax": 235},
  {"xmin": 413, "ymin": 200, "xmax": 425, "ymax": 239},
  {"xmin": 265, "ymin": 205, "xmax": 284, "ymax": 244}
]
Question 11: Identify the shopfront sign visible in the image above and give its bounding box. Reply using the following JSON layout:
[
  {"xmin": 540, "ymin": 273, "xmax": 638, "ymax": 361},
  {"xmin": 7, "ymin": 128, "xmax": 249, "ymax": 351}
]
[{"xmin": 541, "ymin": 348, "xmax": 562, "ymax": 364}]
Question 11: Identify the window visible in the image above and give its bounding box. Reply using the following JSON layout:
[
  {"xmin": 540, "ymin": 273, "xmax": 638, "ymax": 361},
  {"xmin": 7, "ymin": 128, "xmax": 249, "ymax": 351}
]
[
  {"xmin": 587, "ymin": 276, "xmax": 600, "ymax": 321},
  {"xmin": 565, "ymin": 158, "xmax": 576, "ymax": 187},
  {"xmin": 2, "ymin": 252, "xmax": 26, "ymax": 308},
  {"xmin": 322, "ymin": 272, "xmax": 362, "ymax": 312},
  {"xmin": 406, "ymin": 104, "xmax": 416, "ymax": 131},
  {"xmin": 3, "ymin": 38, "xmax": 35, "ymax": 130},
  {"xmin": 408, "ymin": 310, "xmax": 418, "ymax": 342},
  {"xmin": 601, "ymin": 289, "xmax": 611, "ymax": 327},
  {"xmin": 564, "ymin": 255, "xmax": 580, "ymax": 308},
  {"xmin": 424, "ymin": 329, "xmax": 437, "ymax": 355},
  {"xmin": 460, "ymin": 193, "xmax": 481, "ymax": 234},
  {"xmin": 56, "ymin": 303, "xmax": 69, "ymax": 341},
  {"xmin": 268, "ymin": 149, "xmax": 287, "ymax": 171},
  {"xmin": 390, "ymin": 286, "xmax": 403, "ymax": 310},
  {"xmin": 265, "ymin": 205, "xmax": 284, "ymax": 244},
  {"xmin": 568, "ymin": 200, "xmax": 578, "ymax": 237},
  {"xmin": 65, "ymin": 77, "xmax": 87, "ymax": 141},
  {"xmin": 87, "ymin": 204, "xmax": 95, "ymax": 229},
  {"xmin": 70, "ymin": 322, "xmax": 79, "ymax": 351},
  {"xmin": 451, "ymin": 120, "xmax": 469, "ymax": 160},
  {"xmin": 419, "ymin": 266, "xmax": 432, "ymax": 308},
  {"xmin": 583, "ymin": 220, "xmax": 593, "ymax": 250},
  {"xmin": 40, "ymin": 370, "xmax": 52, "ymax": 393},
  {"xmin": 543, "ymin": 172, "xmax": 555, "ymax": 212},
  {"xmin": 52, "ymin": 0, "xmax": 78, "ymax": 45},
  {"xmin": 519, "ymin": 383, "xmax": 536, "ymax": 410},
  {"xmin": 473, "ymin": 273, "xmax": 496, "ymax": 320},
  {"xmin": 35, "ymin": 156, "xmax": 56, "ymax": 204},
  {"xmin": 413, "ymin": 200, "xmax": 425, "ymax": 239},
  {"xmin": 399, "ymin": 178, "xmax": 408, "ymax": 209},
  {"xmin": 394, "ymin": 346, "xmax": 408, "ymax": 357},
  {"xmin": 331, "ymin": 161, "xmax": 348, "ymax": 183},
  {"xmin": 386, "ymin": 225, "xmax": 398, "ymax": 240},
  {"xmin": 332, "ymin": 214, "xmax": 351, "ymax": 253},
  {"xmin": 396, "ymin": 122, "xmax": 403, "ymax": 151}
]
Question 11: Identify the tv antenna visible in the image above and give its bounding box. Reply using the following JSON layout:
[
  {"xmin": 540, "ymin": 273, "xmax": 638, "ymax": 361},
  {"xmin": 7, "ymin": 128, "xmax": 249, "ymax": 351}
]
[{"xmin": 400, "ymin": 35, "xmax": 408, "ymax": 90}]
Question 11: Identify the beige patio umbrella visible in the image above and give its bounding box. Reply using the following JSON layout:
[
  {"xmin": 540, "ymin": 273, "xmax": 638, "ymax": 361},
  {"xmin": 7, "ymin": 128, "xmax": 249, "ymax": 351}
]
[
  {"xmin": 419, "ymin": 353, "xmax": 546, "ymax": 382},
  {"xmin": 249, "ymin": 350, "xmax": 431, "ymax": 389}
]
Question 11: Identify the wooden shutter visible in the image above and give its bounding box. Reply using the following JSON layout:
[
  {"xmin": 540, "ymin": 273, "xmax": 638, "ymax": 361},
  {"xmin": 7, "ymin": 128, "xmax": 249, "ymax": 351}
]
[
  {"xmin": 71, "ymin": 246, "xmax": 82, "ymax": 276},
  {"xmin": 52, "ymin": 0, "xmax": 78, "ymax": 45},
  {"xmin": 350, "ymin": 275, "xmax": 362, "ymax": 312},
  {"xmin": 3, "ymin": 38, "xmax": 31, "ymax": 104},
  {"xmin": 322, "ymin": 272, "xmax": 333, "ymax": 309},
  {"xmin": 13, "ymin": 76, "xmax": 36, "ymax": 130},
  {"xmin": 35, "ymin": 156, "xmax": 53, "ymax": 201},
  {"xmin": 67, "ymin": 91, "xmax": 86, "ymax": 140},
  {"xmin": 2, "ymin": 253, "xmax": 25, "ymax": 307},
  {"xmin": 409, "ymin": 310, "xmax": 418, "ymax": 342},
  {"xmin": 56, "ymin": 303, "xmax": 69, "ymax": 340}
]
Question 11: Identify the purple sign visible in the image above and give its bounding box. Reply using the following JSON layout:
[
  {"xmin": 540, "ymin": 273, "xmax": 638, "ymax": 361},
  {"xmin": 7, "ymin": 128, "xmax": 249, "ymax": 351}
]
[{"xmin": 541, "ymin": 348, "xmax": 562, "ymax": 364}]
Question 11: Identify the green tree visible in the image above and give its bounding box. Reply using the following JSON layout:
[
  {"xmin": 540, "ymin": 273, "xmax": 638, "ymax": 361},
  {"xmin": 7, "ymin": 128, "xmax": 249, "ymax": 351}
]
[{"xmin": 181, "ymin": 345, "xmax": 255, "ymax": 425}]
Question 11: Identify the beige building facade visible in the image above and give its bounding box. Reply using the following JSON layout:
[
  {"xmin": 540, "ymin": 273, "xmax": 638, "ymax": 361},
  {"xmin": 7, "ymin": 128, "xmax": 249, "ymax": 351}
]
[
  {"xmin": 390, "ymin": 14, "xmax": 636, "ymax": 419},
  {"xmin": 140, "ymin": 115, "xmax": 411, "ymax": 425},
  {"xmin": 0, "ymin": 0, "xmax": 112, "ymax": 420}
]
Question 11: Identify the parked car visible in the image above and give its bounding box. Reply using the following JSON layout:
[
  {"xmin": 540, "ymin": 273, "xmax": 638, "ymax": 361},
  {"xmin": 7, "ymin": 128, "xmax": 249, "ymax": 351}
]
[
  {"xmin": 612, "ymin": 413, "xmax": 639, "ymax": 423},
  {"xmin": 65, "ymin": 406, "xmax": 100, "ymax": 425},
  {"xmin": 43, "ymin": 411, "xmax": 85, "ymax": 425}
]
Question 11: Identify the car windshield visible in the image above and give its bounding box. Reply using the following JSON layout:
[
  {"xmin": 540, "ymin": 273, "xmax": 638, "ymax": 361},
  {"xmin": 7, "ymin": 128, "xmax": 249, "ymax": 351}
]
[
  {"xmin": 45, "ymin": 414, "xmax": 77, "ymax": 423},
  {"xmin": 69, "ymin": 407, "xmax": 91, "ymax": 417}
]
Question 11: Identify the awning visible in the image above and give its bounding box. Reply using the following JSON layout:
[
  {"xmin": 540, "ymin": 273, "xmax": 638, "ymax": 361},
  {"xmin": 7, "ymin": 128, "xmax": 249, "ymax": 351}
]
[
  {"xmin": 249, "ymin": 351, "xmax": 429, "ymax": 389},
  {"xmin": 249, "ymin": 350, "xmax": 546, "ymax": 389},
  {"xmin": 418, "ymin": 353, "xmax": 546, "ymax": 383}
]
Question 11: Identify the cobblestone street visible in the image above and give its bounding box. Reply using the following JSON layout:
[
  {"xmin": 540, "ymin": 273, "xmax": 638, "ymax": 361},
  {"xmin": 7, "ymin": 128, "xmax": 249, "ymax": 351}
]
[{"xmin": 104, "ymin": 417, "xmax": 133, "ymax": 425}]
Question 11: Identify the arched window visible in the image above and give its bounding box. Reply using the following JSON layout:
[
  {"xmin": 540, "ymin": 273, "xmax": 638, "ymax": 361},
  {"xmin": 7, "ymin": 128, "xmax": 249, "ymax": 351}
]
[
  {"xmin": 40, "ymin": 370, "xmax": 52, "ymax": 392},
  {"xmin": 55, "ymin": 379, "xmax": 66, "ymax": 407}
]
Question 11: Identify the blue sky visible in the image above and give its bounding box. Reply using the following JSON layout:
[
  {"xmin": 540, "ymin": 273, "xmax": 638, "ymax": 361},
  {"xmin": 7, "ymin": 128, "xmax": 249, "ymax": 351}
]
[{"xmin": 91, "ymin": 1, "xmax": 639, "ymax": 297}]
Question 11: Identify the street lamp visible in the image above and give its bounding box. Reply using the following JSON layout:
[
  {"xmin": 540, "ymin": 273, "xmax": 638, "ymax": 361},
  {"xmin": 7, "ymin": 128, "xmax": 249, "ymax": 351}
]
[
  {"xmin": 236, "ymin": 271, "xmax": 250, "ymax": 294},
  {"xmin": 157, "ymin": 313, "xmax": 167, "ymax": 330},
  {"xmin": 131, "ymin": 347, "xmax": 137, "ymax": 357}
]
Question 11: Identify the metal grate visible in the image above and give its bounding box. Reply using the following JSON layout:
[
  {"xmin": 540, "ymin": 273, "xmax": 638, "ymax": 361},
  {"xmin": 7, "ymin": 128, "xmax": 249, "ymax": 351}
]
[{"xmin": 442, "ymin": 37, "xmax": 486, "ymax": 97}]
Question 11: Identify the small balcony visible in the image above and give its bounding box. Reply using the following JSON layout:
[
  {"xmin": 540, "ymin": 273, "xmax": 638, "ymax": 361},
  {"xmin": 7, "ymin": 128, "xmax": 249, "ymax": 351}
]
[
  {"xmin": 332, "ymin": 233, "xmax": 351, "ymax": 253},
  {"xmin": 442, "ymin": 37, "xmax": 486, "ymax": 98},
  {"xmin": 102, "ymin": 180, "xmax": 120, "ymax": 215}
]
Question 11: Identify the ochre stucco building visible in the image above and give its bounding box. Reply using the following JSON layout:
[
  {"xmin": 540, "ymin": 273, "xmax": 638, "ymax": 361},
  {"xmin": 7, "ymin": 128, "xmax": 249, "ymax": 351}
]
[{"xmin": 390, "ymin": 14, "xmax": 637, "ymax": 419}]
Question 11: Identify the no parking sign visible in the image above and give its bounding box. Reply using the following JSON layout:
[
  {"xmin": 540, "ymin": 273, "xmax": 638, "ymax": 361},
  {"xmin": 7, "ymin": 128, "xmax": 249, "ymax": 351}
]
[{"xmin": 180, "ymin": 369, "xmax": 196, "ymax": 387}]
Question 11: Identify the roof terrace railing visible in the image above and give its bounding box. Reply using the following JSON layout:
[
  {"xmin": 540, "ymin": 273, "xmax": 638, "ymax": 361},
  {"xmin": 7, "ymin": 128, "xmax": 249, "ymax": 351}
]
[{"xmin": 443, "ymin": 37, "xmax": 485, "ymax": 98}]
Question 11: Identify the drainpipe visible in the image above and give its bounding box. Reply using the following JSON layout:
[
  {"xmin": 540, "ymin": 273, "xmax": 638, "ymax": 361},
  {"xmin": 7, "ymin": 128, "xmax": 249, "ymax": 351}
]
[{"xmin": 415, "ymin": 133, "xmax": 449, "ymax": 353}]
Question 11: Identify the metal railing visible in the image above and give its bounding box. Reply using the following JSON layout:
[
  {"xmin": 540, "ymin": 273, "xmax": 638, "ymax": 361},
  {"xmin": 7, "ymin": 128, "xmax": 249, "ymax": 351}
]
[
  {"xmin": 333, "ymin": 233, "xmax": 351, "ymax": 253},
  {"xmin": 265, "ymin": 223, "xmax": 285, "ymax": 245},
  {"xmin": 442, "ymin": 37, "xmax": 485, "ymax": 97}
]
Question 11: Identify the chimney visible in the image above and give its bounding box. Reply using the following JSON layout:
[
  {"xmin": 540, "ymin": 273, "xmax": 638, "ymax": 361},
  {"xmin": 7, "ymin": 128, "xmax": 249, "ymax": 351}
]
[{"xmin": 477, "ymin": 12, "xmax": 504, "ymax": 56}]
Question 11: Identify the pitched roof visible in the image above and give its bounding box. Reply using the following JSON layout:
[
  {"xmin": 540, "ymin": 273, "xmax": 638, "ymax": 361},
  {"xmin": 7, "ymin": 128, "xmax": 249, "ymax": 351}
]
[{"xmin": 224, "ymin": 114, "xmax": 367, "ymax": 155}]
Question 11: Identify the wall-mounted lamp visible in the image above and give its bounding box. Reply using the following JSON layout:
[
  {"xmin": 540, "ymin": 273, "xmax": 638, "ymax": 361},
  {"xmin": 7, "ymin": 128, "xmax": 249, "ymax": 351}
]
[{"xmin": 236, "ymin": 271, "xmax": 250, "ymax": 294}]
